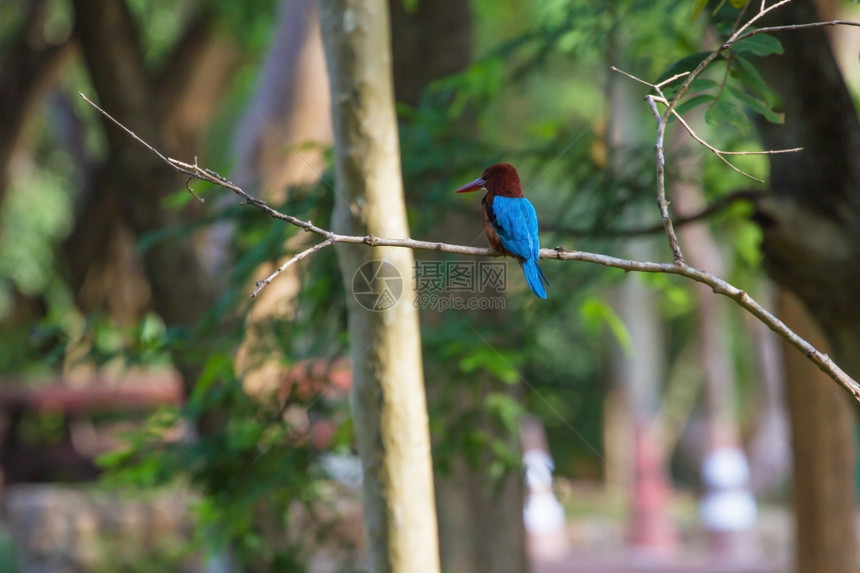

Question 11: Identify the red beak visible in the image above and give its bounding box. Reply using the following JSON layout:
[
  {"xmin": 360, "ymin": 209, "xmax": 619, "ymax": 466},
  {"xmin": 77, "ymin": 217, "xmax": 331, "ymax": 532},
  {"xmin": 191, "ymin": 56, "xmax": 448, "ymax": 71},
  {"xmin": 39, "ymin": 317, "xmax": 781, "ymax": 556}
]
[{"xmin": 454, "ymin": 177, "xmax": 486, "ymax": 193}]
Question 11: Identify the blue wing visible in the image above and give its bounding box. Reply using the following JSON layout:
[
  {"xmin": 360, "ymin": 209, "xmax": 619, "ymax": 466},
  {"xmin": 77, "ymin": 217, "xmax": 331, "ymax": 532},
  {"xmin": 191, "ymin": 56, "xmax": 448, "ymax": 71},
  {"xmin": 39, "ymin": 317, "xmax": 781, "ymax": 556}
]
[
  {"xmin": 491, "ymin": 196, "xmax": 549, "ymax": 298},
  {"xmin": 490, "ymin": 196, "xmax": 541, "ymax": 261}
]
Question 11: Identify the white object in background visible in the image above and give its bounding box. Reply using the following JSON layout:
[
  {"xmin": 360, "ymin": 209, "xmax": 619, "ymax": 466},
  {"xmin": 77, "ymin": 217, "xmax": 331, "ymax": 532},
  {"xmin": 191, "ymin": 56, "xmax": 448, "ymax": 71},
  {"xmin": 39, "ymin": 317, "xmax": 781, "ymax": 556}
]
[
  {"xmin": 699, "ymin": 447, "xmax": 757, "ymax": 532},
  {"xmin": 522, "ymin": 449, "xmax": 565, "ymax": 535},
  {"xmin": 319, "ymin": 453, "xmax": 363, "ymax": 487}
]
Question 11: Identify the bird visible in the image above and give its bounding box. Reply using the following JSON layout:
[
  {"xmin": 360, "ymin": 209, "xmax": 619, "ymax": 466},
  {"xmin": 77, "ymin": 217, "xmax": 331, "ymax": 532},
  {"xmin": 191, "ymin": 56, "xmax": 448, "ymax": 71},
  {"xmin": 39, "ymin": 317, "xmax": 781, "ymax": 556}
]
[{"xmin": 455, "ymin": 163, "xmax": 549, "ymax": 299}]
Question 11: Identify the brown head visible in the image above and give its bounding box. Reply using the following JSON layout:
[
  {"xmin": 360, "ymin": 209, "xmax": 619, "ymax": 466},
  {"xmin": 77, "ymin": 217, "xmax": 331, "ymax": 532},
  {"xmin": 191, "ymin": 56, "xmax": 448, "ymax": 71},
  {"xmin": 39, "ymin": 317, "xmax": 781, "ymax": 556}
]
[{"xmin": 454, "ymin": 163, "xmax": 524, "ymax": 198}]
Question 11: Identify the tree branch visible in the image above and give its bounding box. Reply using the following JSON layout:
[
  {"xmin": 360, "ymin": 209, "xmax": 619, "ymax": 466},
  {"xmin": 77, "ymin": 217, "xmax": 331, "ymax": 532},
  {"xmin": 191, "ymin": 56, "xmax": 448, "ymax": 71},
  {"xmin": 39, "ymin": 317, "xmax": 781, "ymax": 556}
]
[
  {"xmin": 0, "ymin": 0, "xmax": 73, "ymax": 199},
  {"xmin": 646, "ymin": 94, "xmax": 685, "ymax": 263},
  {"xmin": 79, "ymin": 92, "xmax": 860, "ymax": 403},
  {"xmin": 664, "ymin": 12, "xmax": 859, "ymax": 122},
  {"xmin": 540, "ymin": 188, "xmax": 765, "ymax": 238},
  {"xmin": 611, "ymin": 10, "xmax": 860, "ymax": 266},
  {"xmin": 71, "ymin": 0, "xmax": 153, "ymax": 133},
  {"xmin": 251, "ymin": 238, "xmax": 336, "ymax": 297}
]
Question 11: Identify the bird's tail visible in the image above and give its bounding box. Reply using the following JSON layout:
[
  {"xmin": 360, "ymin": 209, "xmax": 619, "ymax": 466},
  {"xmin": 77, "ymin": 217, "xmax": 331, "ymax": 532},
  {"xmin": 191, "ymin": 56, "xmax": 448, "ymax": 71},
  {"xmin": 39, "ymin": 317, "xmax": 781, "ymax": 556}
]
[{"xmin": 521, "ymin": 258, "xmax": 549, "ymax": 299}]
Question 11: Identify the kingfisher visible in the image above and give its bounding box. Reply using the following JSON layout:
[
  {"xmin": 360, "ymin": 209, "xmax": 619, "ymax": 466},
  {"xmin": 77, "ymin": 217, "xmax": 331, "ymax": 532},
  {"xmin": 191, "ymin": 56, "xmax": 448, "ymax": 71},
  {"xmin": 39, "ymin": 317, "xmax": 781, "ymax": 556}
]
[{"xmin": 455, "ymin": 163, "xmax": 549, "ymax": 299}]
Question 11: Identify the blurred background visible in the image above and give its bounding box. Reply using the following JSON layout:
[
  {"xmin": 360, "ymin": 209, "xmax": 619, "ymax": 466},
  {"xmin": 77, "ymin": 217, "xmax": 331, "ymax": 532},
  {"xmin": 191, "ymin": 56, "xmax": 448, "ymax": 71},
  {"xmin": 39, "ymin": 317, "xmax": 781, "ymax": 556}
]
[{"xmin": 1, "ymin": 0, "xmax": 860, "ymax": 571}]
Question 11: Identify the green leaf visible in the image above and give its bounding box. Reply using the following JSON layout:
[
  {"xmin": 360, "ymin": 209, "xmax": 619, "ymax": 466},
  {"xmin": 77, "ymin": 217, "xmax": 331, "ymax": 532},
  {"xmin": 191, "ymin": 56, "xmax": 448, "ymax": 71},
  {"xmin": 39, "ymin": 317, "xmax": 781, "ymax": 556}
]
[
  {"xmin": 579, "ymin": 297, "xmax": 633, "ymax": 357},
  {"xmin": 657, "ymin": 51, "xmax": 712, "ymax": 86},
  {"xmin": 162, "ymin": 188, "xmax": 196, "ymax": 210},
  {"xmin": 732, "ymin": 217, "xmax": 763, "ymax": 268},
  {"xmin": 690, "ymin": 0, "xmax": 709, "ymax": 21},
  {"xmin": 705, "ymin": 94, "xmax": 752, "ymax": 134},
  {"xmin": 458, "ymin": 346, "xmax": 521, "ymax": 384},
  {"xmin": 727, "ymin": 85, "xmax": 784, "ymax": 124},
  {"xmin": 674, "ymin": 94, "xmax": 717, "ymax": 116},
  {"xmin": 637, "ymin": 274, "xmax": 692, "ymax": 315},
  {"xmin": 485, "ymin": 392, "xmax": 526, "ymax": 435},
  {"xmin": 669, "ymin": 77, "xmax": 719, "ymax": 102},
  {"xmin": 732, "ymin": 55, "xmax": 776, "ymax": 103},
  {"xmin": 715, "ymin": 20, "xmax": 736, "ymax": 36},
  {"xmin": 688, "ymin": 77, "xmax": 719, "ymax": 92},
  {"xmin": 732, "ymin": 33, "xmax": 784, "ymax": 57},
  {"xmin": 192, "ymin": 353, "xmax": 234, "ymax": 398},
  {"xmin": 227, "ymin": 418, "xmax": 264, "ymax": 451}
]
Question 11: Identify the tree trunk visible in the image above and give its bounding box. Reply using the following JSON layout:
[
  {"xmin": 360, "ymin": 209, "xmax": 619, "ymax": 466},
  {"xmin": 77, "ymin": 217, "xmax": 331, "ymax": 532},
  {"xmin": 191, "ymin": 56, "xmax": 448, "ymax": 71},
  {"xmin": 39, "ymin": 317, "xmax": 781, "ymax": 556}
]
[
  {"xmin": 229, "ymin": 0, "xmax": 334, "ymax": 399},
  {"xmin": 318, "ymin": 1, "xmax": 440, "ymax": 572},
  {"xmin": 613, "ymin": 241, "xmax": 678, "ymax": 557},
  {"xmin": 779, "ymin": 290, "xmax": 857, "ymax": 573},
  {"xmin": 751, "ymin": 3, "xmax": 860, "ymax": 571},
  {"xmin": 68, "ymin": 0, "xmax": 241, "ymax": 394},
  {"xmin": 387, "ymin": 2, "xmax": 528, "ymax": 571},
  {"xmin": 0, "ymin": 0, "xmax": 73, "ymax": 201},
  {"xmin": 673, "ymin": 146, "xmax": 757, "ymax": 559},
  {"xmin": 232, "ymin": 0, "xmax": 332, "ymax": 204}
]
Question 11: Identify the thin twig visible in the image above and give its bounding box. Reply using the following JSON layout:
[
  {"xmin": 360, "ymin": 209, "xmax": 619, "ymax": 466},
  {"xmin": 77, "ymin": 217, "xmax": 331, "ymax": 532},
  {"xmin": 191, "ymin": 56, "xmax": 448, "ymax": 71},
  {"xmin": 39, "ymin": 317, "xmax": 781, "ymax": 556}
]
[
  {"xmin": 734, "ymin": 19, "xmax": 860, "ymax": 41},
  {"xmin": 663, "ymin": 10, "xmax": 859, "ymax": 122},
  {"xmin": 655, "ymin": 71, "xmax": 690, "ymax": 90},
  {"xmin": 646, "ymin": 95, "xmax": 685, "ymax": 263},
  {"xmin": 610, "ymin": 65, "xmax": 653, "ymax": 89},
  {"xmin": 663, "ymin": 0, "xmax": 794, "ymax": 119},
  {"xmin": 608, "ymin": 10, "xmax": 860, "ymax": 256},
  {"xmin": 540, "ymin": 189, "xmax": 764, "ymax": 238},
  {"xmin": 81, "ymin": 93, "xmax": 173, "ymax": 166},
  {"xmin": 251, "ymin": 238, "xmax": 336, "ymax": 297},
  {"xmin": 650, "ymin": 96, "xmax": 803, "ymax": 182},
  {"xmin": 545, "ymin": 247, "xmax": 860, "ymax": 402}
]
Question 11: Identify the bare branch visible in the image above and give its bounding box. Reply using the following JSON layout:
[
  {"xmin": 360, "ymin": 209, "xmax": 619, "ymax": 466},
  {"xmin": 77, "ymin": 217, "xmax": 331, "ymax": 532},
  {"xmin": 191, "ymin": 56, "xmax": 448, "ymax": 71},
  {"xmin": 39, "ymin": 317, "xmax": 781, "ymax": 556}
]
[
  {"xmin": 650, "ymin": 96, "xmax": 803, "ymax": 182},
  {"xmin": 251, "ymin": 238, "xmax": 336, "ymax": 297},
  {"xmin": 77, "ymin": 53, "xmax": 860, "ymax": 403},
  {"xmin": 540, "ymin": 189, "xmax": 765, "ymax": 238},
  {"xmin": 665, "ymin": 11, "xmax": 859, "ymax": 121},
  {"xmin": 646, "ymin": 95, "xmax": 685, "ymax": 263},
  {"xmin": 545, "ymin": 247, "xmax": 860, "ymax": 401},
  {"xmin": 80, "ymin": 93, "xmax": 170, "ymax": 164},
  {"xmin": 609, "ymin": 66, "xmax": 652, "ymax": 90},
  {"xmin": 610, "ymin": 10, "xmax": 860, "ymax": 262},
  {"xmin": 655, "ymin": 71, "xmax": 690, "ymax": 90},
  {"xmin": 734, "ymin": 19, "xmax": 860, "ymax": 42}
]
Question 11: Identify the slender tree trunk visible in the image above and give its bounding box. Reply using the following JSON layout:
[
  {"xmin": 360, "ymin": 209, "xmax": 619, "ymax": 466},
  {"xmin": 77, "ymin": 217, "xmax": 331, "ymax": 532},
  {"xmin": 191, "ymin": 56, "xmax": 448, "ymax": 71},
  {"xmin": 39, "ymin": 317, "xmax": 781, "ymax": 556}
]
[
  {"xmin": 673, "ymin": 147, "xmax": 757, "ymax": 559},
  {"xmin": 613, "ymin": 243, "xmax": 677, "ymax": 557},
  {"xmin": 751, "ymin": 3, "xmax": 860, "ymax": 571},
  {"xmin": 318, "ymin": 1, "xmax": 440, "ymax": 572},
  {"xmin": 69, "ymin": 0, "xmax": 238, "ymax": 394},
  {"xmin": 228, "ymin": 0, "xmax": 333, "ymax": 399},
  {"xmin": 607, "ymin": 53, "xmax": 677, "ymax": 556},
  {"xmin": 779, "ymin": 290, "xmax": 857, "ymax": 573},
  {"xmin": 745, "ymin": 286, "xmax": 791, "ymax": 497},
  {"xmin": 387, "ymin": 2, "xmax": 528, "ymax": 571},
  {"xmin": 0, "ymin": 0, "xmax": 73, "ymax": 201}
]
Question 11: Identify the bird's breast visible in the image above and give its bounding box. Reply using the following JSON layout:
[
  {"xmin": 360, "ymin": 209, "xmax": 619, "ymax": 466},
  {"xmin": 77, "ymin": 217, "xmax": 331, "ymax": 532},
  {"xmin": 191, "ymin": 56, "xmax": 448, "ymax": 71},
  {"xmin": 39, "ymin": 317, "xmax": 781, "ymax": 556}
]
[{"xmin": 481, "ymin": 194, "xmax": 505, "ymax": 253}]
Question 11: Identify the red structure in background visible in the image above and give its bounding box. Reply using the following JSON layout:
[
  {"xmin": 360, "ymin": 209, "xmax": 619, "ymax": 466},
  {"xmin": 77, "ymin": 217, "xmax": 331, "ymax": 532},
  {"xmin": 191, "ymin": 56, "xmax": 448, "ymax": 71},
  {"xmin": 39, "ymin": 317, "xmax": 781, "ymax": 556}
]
[
  {"xmin": 629, "ymin": 423, "xmax": 678, "ymax": 557},
  {"xmin": 0, "ymin": 372, "xmax": 184, "ymax": 486},
  {"xmin": 0, "ymin": 359, "xmax": 355, "ymax": 487}
]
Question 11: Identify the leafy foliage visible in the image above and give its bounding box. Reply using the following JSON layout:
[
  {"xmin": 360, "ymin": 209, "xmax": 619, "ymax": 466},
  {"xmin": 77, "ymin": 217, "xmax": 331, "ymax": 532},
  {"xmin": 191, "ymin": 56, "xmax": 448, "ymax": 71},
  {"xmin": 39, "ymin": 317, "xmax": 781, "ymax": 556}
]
[{"xmin": 0, "ymin": 0, "xmax": 802, "ymax": 566}]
